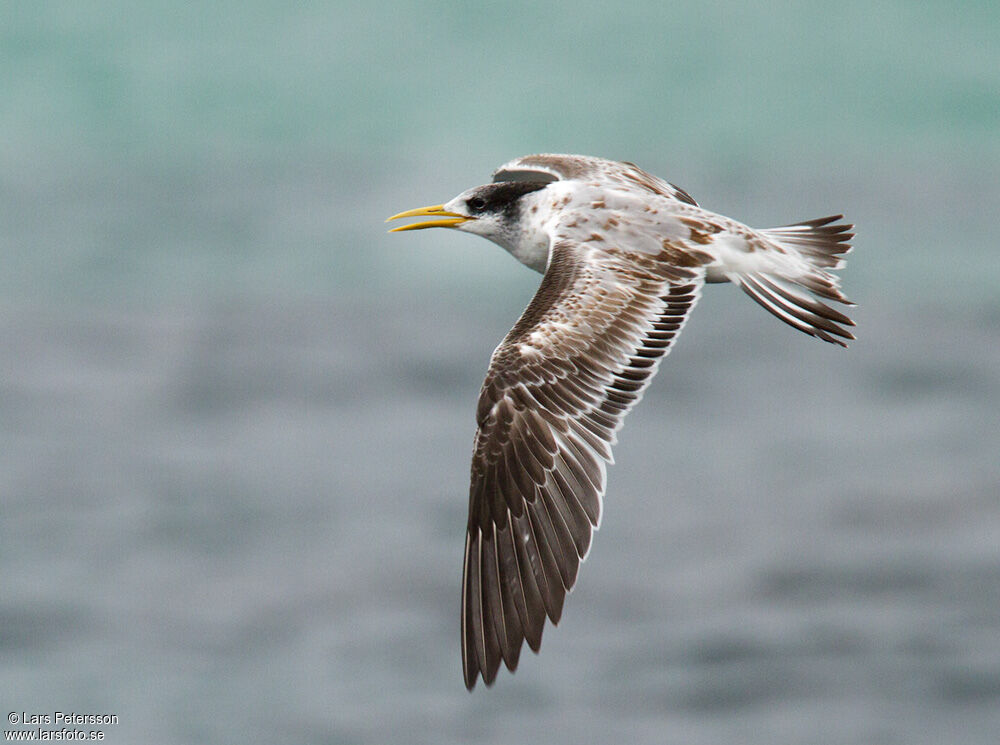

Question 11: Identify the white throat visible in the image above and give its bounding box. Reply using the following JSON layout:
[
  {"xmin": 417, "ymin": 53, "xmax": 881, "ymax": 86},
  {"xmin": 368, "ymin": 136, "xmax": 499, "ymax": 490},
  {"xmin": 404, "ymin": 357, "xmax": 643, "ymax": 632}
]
[{"xmin": 486, "ymin": 188, "xmax": 557, "ymax": 274}]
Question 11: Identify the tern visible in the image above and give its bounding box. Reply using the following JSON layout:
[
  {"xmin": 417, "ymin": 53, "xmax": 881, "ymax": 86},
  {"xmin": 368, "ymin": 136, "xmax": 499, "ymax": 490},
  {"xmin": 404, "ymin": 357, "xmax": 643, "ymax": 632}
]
[{"xmin": 387, "ymin": 153, "xmax": 855, "ymax": 689}]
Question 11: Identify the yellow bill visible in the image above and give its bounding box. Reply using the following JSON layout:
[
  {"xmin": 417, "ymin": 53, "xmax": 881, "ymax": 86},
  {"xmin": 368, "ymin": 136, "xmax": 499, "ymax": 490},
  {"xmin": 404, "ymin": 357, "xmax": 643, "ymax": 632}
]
[{"xmin": 386, "ymin": 204, "xmax": 471, "ymax": 232}]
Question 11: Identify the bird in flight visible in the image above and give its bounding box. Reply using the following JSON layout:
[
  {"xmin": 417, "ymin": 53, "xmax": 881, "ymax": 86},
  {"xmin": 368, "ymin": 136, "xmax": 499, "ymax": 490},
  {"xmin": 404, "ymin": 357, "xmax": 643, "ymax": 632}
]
[{"xmin": 387, "ymin": 154, "xmax": 855, "ymax": 689}]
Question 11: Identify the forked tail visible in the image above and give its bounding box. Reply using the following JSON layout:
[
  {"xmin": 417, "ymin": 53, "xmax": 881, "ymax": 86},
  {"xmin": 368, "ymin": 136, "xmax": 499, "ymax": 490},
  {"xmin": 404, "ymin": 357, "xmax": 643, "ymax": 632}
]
[{"xmin": 732, "ymin": 215, "xmax": 856, "ymax": 347}]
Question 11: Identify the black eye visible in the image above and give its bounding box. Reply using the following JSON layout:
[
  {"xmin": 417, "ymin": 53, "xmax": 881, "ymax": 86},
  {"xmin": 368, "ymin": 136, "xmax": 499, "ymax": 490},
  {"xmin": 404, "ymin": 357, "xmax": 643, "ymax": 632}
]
[{"xmin": 467, "ymin": 196, "xmax": 487, "ymax": 212}]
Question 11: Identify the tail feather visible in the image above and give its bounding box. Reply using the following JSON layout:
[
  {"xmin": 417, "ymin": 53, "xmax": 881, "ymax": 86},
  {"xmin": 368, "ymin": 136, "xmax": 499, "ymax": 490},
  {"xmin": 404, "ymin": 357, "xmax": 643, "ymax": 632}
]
[
  {"xmin": 761, "ymin": 215, "xmax": 854, "ymax": 269},
  {"xmin": 733, "ymin": 215, "xmax": 856, "ymax": 347},
  {"xmin": 737, "ymin": 273, "xmax": 855, "ymax": 347}
]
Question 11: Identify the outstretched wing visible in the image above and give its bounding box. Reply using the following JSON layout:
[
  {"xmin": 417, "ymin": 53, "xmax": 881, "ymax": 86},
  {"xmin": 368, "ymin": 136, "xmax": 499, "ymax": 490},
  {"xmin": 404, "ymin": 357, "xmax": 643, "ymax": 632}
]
[{"xmin": 462, "ymin": 236, "xmax": 707, "ymax": 689}]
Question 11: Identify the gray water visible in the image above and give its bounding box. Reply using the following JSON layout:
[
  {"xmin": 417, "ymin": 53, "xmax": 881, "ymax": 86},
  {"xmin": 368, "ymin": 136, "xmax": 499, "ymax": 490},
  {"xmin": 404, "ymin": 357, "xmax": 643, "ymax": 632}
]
[{"xmin": 3, "ymin": 2, "xmax": 1000, "ymax": 744}]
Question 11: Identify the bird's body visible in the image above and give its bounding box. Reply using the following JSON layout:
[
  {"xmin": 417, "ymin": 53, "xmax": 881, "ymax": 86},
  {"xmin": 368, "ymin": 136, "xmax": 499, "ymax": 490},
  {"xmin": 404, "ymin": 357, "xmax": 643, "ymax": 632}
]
[{"xmin": 388, "ymin": 154, "xmax": 855, "ymax": 689}]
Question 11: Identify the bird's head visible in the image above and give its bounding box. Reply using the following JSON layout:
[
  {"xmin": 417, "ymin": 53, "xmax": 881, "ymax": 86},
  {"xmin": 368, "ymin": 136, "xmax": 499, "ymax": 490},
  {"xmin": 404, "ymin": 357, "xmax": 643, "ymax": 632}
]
[{"xmin": 387, "ymin": 180, "xmax": 554, "ymax": 258}]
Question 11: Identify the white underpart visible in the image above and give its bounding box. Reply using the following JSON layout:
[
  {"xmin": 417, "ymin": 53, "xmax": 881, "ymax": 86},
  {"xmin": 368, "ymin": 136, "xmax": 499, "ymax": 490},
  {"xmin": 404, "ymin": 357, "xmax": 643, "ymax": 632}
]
[{"xmin": 703, "ymin": 232, "xmax": 810, "ymax": 282}]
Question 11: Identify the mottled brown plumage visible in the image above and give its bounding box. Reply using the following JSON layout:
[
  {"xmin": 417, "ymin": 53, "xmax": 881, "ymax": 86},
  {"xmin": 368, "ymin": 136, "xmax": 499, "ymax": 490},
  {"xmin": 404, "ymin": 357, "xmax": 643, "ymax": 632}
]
[
  {"xmin": 464, "ymin": 241, "xmax": 701, "ymax": 685},
  {"xmin": 387, "ymin": 153, "xmax": 856, "ymax": 689}
]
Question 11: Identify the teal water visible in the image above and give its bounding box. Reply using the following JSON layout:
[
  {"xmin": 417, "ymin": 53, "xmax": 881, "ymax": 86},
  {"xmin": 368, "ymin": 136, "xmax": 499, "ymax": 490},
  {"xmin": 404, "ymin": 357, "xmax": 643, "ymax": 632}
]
[
  {"xmin": 2, "ymin": 1, "xmax": 999, "ymax": 304},
  {"xmin": 2, "ymin": 3, "xmax": 1000, "ymax": 744}
]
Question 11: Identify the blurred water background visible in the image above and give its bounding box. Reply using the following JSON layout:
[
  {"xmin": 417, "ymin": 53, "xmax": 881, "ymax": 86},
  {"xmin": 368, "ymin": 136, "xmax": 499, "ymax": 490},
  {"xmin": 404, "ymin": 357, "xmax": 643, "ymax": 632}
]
[{"xmin": 2, "ymin": 2, "xmax": 999, "ymax": 743}]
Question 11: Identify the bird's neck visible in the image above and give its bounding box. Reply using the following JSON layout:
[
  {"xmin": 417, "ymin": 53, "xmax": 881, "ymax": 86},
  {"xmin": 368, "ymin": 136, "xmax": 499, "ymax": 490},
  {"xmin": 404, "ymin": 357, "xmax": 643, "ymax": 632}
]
[{"xmin": 494, "ymin": 189, "xmax": 559, "ymax": 274}]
